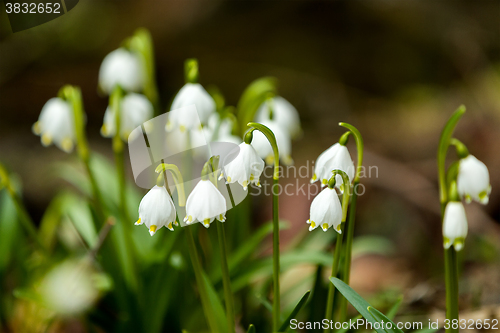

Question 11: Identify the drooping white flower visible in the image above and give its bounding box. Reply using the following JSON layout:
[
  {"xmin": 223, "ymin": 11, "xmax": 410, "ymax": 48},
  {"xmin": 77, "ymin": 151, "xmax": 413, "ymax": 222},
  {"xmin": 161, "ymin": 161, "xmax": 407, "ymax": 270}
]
[
  {"xmin": 135, "ymin": 185, "xmax": 177, "ymax": 236},
  {"xmin": 311, "ymin": 143, "xmax": 355, "ymax": 189},
  {"xmin": 184, "ymin": 180, "xmax": 226, "ymax": 228},
  {"xmin": 220, "ymin": 143, "xmax": 265, "ymax": 190},
  {"xmin": 101, "ymin": 93, "xmax": 153, "ymax": 140},
  {"xmin": 457, "ymin": 155, "xmax": 491, "ymax": 205},
  {"xmin": 39, "ymin": 259, "xmax": 99, "ymax": 315},
  {"xmin": 255, "ymin": 96, "xmax": 301, "ymax": 139},
  {"xmin": 98, "ymin": 48, "xmax": 144, "ymax": 94},
  {"xmin": 250, "ymin": 121, "xmax": 293, "ymax": 165},
  {"xmin": 32, "ymin": 97, "xmax": 75, "ymax": 153},
  {"xmin": 206, "ymin": 113, "xmax": 241, "ymax": 144},
  {"xmin": 307, "ymin": 187, "xmax": 342, "ymax": 233},
  {"xmin": 167, "ymin": 83, "xmax": 216, "ymax": 130},
  {"xmin": 442, "ymin": 201, "xmax": 468, "ymax": 251}
]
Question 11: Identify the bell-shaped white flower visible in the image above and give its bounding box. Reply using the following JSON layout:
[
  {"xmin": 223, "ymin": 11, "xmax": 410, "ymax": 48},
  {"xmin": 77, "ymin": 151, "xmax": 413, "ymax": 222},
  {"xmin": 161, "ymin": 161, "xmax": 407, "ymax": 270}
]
[
  {"xmin": 307, "ymin": 187, "xmax": 342, "ymax": 233},
  {"xmin": 32, "ymin": 97, "xmax": 75, "ymax": 153},
  {"xmin": 311, "ymin": 143, "xmax": 355, "ymax": 190},
  {"xmin": 255, "ymin": 96, "xmax": 301, "ymax": 139},
  {"xmin": 135, "ymin": 185, "xmax": 176, "ymax": 236},
  {"xmin": 98, "ymin": 48, "xmax": 144, "ymax": 94},
  {"xmin": 206, "ymin": 113, "xmax": 241, "ymax": 144},
  {"xmin": 442, "ymin": 201, "xmax": 468, "ymax": 251},
  {"xmin": 167, "ymin": 83, "xmax": 216, "ymax": 130},
  {"xmin": 251, "ymin": 121, "xmax": 293, "ymax": 165},
  {"xmin": 184, "ymin": 180, "xmax": 226, "ymax": 228},
  {"xmin": 457, "ymin": 155, "xmax": 491, "ymax": 205},
  {"xmin": 101, "ymin": 93, "xmax": 153, "ymax": 140},
  {"xmin": 220, "ymin": 143, "xmax": 265, "ymax": 190}
]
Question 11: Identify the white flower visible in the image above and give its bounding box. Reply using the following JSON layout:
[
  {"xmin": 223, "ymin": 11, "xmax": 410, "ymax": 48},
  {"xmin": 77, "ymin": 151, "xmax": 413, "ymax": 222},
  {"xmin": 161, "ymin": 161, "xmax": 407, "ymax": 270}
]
[
  {"xmin": 250, "ymin": 121, "xmax": 293, "ymax": 165},
  {"xmin": 307, "ymin": 187, "xmax": 342, "ymax": 233},
  {"xmin": 311, "ymin": 143, "xmax": 355, "ymax": 190},
  {"xmin": 255, "ymin": 96, "xmax": 301, "ymax": 138},
  {"xmin": 167, "ymin": 83, "xmax": 216, "ymax": 130},
  {"xmin": 184, "ymin": 180, "xmax": 226, "ymax": 228},
  {"xmin": 98, "ymin": 48, "xmax": 144, "ymax": 94},
  {"xmin": 39, "ymin": 259, "xmax": 99, "ymax": 315},
  {"xmin": 457, "ymin": 155, "xmax": 491, "ymax": 205},
  {"xmin": 220, "ymin": 143, "xmax": 265, "ymax": 190},
  {"xmin": 135, "ymin": 185, "xmax": 176, "ymax": 236},
  {"xmin": 101, "ymin": 93, "xmax": 153, "ymax": 140},
  {"xmin": 206, "ymin": 113, "xmax": 241, "ymax": 144},
  {"xmin": 32, "ymin": 97, "xmax": 75, "ymax": 153},
  {"xmin": 442, "ymin": 201, "xmax": 468, "ymax": 251}
]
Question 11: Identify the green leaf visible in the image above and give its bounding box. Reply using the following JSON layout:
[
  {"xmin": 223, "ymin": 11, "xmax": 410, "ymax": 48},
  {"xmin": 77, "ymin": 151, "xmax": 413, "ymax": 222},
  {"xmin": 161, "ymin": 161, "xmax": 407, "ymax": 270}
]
[
  {"xmin": 386, "ymin": 295, "xmax": 403, "ymax": 320},
  {"xmin": 63, "ymin": 194, "xmax": 98, "ymax": 248},
  {"xmin": 0, "ymin": 191, "xmax": 22, "ymax": 270},
  {"xmin": 201, "ymin": 272, "xmax": 228, "ymax": 333},
  {"xmin": 237, "ymin": 77, "xmax": 277, "ymax": 135},
  {"xmin": 367, "ymin": 306, "xmax": 403, "ymax": 333},
  {"xmin": 247, "ymin": 324, "xmax": 256, "ymax": 333},
  {"xmin": 330, "ymin": 277, "xmax": 401, "ymax": 333},
  {"xmin": 278, "ymin": 290, "xmax": 310, "ymax": 332}
]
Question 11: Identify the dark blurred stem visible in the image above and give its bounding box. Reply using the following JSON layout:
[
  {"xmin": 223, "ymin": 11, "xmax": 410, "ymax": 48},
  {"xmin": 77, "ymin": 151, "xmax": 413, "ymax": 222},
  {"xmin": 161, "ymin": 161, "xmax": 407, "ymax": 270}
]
[
  {"xmin": 445, "ymin": 248, "xmax": 459, "ymax": 333},
  {"xmin": 186, "ymin": 227, "xmax": 221, "ymax": 332},
  {"xmin": 1, "ymin": 175, "xmax": 47, "ymax": 253},
  {"xmin": 88, "ymin": 217, "xmax": 115, "ymax": 259},
  {"xmin": 217, "ymin": 222, "xmax": 235, "ymax": 333}
]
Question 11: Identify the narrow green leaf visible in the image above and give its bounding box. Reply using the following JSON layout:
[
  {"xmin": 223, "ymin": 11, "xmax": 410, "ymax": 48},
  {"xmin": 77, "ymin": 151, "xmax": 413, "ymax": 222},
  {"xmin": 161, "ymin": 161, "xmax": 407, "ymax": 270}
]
[
  {"xmin": 367, "ymin": 306, "xmax": 404, "ymax": 333},
  {"xmin": 247, "ymin": 324, "xmax": 256, "ymax": 333},
  {"xmin": 278, "ymin": 290, "xmax": 310, "ymax": 332},
  {"xmin": 329, "ymin": 277, "xmax": 386, "ymax": 333},
  {"xmin": 386, "ymin": 295, "xmax": 403, "ymax": 320},
  {"xmin": 336, "ymin": 315, "xmax": 362, "ymax": 333},
  {"xmin": 201, "ymin": 272, "xmax": 228, "ymax": 333},
  {"xmin": 414, "ymin": 329, "xmax": 438, "ymax": 333}
]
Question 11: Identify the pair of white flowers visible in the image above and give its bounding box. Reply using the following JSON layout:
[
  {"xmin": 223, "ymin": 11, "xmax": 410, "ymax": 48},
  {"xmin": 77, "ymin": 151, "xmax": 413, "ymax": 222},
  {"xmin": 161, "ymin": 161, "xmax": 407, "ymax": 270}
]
[
  {"xmin": 307, "ymin": 141, "xmax": 355, "ymax": 233},
  {"xmin": 136, "ymin": 142, "xmax": 265, "ymax": 236},
  {"xmin": 443, "ymin": 154, "xmax": 491, "ymax": 251},
  {"xmin": 135, "ymin": 179, "xmax": 227, "ymax": 236},
  {"xmin": 33, "ymin": 48, "xmax": 153, "ymax": 152}
]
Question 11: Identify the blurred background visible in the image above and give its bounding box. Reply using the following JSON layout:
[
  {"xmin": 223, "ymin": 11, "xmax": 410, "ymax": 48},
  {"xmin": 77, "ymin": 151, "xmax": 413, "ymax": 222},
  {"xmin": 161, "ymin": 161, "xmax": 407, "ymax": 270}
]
[{"xmin": 1, "ymin": 0, "xmax": 500, "ymax": 332}]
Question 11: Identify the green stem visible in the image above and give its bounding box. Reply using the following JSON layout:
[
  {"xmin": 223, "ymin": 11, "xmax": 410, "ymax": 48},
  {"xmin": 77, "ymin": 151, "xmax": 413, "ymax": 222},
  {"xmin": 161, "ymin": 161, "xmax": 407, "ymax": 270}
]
[
  {"xmin": 217, "ymin": 222, "xmax": 235, "ymax": 333},
  {"xmin": 324, "ymin": 170, "xmax": 351, "ymax": 332},
  {"xmin": 338, "ymin": 182, "xmax": 359, "ymax": 322},
  {"xmin": 337, "ymin": 122, "xmax": 363, "ymax": 322},
  {"xmin": 61, "ymin": 85, "xmax": 106, "ymax": 220},
  {"xmin": 444, "ymin": 247, "xmax": 459, "ymax": 333},
  {"xmin": 438, "ymin": 106, "xmax": 466, "ymax": 212},
  {"xmin": 186, "ymin": 227, "xmax": 221, "ymax": 332},
  {"xmin": 246, "ymin": 122, "xmax": 281, "ymax": 331},
  {"xmin": 127, "ymin": 28, "xmax": 160, "ymax": 114},
  {"xmin": 324, "ymin": 227, "xmax": 344, "ymax": 333},
  {"xmin": 437, "ymin": 106, "xmax": 466, "ymax": 332}
]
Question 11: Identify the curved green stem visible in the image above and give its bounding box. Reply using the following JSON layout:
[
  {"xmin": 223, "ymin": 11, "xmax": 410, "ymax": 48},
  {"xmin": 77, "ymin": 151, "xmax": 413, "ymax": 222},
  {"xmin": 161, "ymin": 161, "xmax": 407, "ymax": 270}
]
[
  {"xmin": 438, "ymin": 106, "xmax": 465, "ymax": 333},
  {"xmin": 155, "ymin": 163, "xmax": 186, "ymax": 206},
  {"xmin": 337, "ymin": 122, "xmax": 363, "ymax": 323},
  {"xmin": 324, "ymin": 169, "xmax": 351, "ymax": 332},
  {"xmin": 246, "ymin": 122, "xmax": 281, "ymax": 332},
  {"xmin": 438, "ymin": 106, "xmax": 466, "ymax": 211}
]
